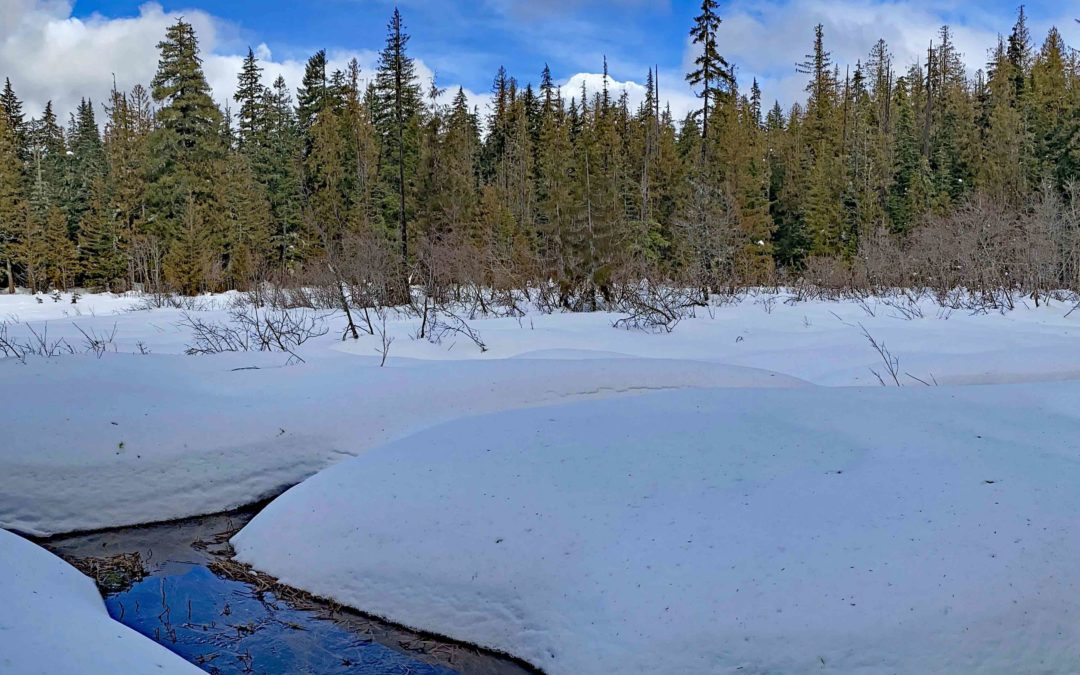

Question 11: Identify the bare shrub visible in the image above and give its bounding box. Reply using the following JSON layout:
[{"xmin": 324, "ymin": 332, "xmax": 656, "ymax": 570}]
[
  {"xmin": 182, "ymin": 305, "xmax": 328, "ymax": 363},
  {"xmin": 73, "ymin": 322, "xmax": 119, "ymax": 358},
  {"xmin": 127, "ymin": 292, "xmax": 218, "ymax": 312},
  {"xmin": 374, "ymin": 312, "xmax": 394, "ymax": 367},
  {"xmin": 0, "ymin": 322, "xmax": 76, "ymax": 362},
  {"xmin": 860, "ymin": 324, "xmax": 901, "ymax": 387},
  {"xmin": 612, "ymin": 280, "xmax": 695, "ymax": 333},
  {"xmin": 425, "ymin": 309, "xmax": 488, "ymax": 353}
]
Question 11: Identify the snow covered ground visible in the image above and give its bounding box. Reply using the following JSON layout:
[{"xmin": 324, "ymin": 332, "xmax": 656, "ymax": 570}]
[
  {"xmin": 3, "ymin": 288, "xmax": 1080, "ymax": 673},
  {"xmin": 234, "ymin": 383, "xmax": 1080, "ymax": 674},
  {"xmin": 0, "ymin": 528, "xmax": 202, "ymax": 674}
]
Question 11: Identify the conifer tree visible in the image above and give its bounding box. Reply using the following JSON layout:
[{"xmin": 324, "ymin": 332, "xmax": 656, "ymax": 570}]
[
  {"xmin": 78, "ymin": 175, "xmax": 126, "ymax": 290},
  {"xmin": 235, "ymin": 48, "xmax": 264, "ymax": 150},
  {"xmin": 258, "ymin": 76, "xmax": 304, "ymax": 268},
  {"xmin": 0, "ymin": 78, "xmax": 28, "ymax": 162},
  {"xmin": 148, "ymin": 18, "xmax": 226, "ymax": 286},
  {"xmin": 685, "ymin": 0, "xmax": 732, "ymax": 151},
  {"xmin": 0, "ymin": 110, "xmax": 26, "ymax": 292},
  {"xmin": 374, "ymin": 8, "xmax": 423, "ymax": 275},
  {"xmin": 65, "ymin": 99, "xmax": 106, "ymax": 236},
  {"xmin": 28, "ymin": 101, "xmax": 66, "ymax": 218}
]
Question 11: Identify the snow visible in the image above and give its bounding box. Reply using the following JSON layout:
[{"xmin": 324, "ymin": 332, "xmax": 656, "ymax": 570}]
[
  {"xmin": 0, "ymin": 528, "xmax": 202, "ymax": 675},
  {"xmin": 3, "ymin": 289, "xmax": 1080, "ymax": 672},
  {"xmin": 1, "ymin": 290, "xmax": 1078, "ymax": 538},
  {"xmin": 0, "ymin": 347, "xmax": 801, "ymax": 536},
  {"xmin": 234, "ymin": 382, "xmax": 1080, "ymax": 674}
]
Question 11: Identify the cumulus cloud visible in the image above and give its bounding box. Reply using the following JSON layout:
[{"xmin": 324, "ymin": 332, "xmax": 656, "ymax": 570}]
[
  {"xmin": 559, "ymin": 70, "xmax": 697, "ymax": 121},
  {"xmin": 709, "ymin": 0, "xmax": 1079, "ymax": 109},
  {"xmin": 0, "ymin": 0, "xmax": 1074, "ymax": 130},
  {"xmin": 0, "ymin": 0, "xmax": 486, "ymax": 124}
]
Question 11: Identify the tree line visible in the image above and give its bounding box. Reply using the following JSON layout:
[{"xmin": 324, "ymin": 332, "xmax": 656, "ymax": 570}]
[{"xmin": 0, "ymin": 3, "xmax": 1077, "ymax": 306}]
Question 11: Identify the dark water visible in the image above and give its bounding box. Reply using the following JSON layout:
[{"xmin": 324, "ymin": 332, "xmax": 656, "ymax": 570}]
[{"xmin": 41, "ymin": 509, "xmax": 537, "ymax": 675}]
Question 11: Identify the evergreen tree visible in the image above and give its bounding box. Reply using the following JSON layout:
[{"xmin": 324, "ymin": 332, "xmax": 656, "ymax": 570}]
[
  {"xmin": 235, "ymin": 47, "xmax": 264, "ymax": 150},
  {"xmin": 0, "ymin": 78, "xmax": 28, "ymax": 161},
  {"xmin": 374, "ymin": 8, "xmax": 423, "ymax": 276},
  {"xmin": 148, "ymin": 18, "xmax": 227, "ymax": 288},
  {"xmin": 27, "ymin": 101, "xmax": 66, "ymax": 218},
  {"xmin": 78, "ymin": 175, "xmax": 126, "ymax": 290},
  {"xmin": 0, "ymin": 110, "xmax": 26, "ymax": 292},
  {"xmin": 65, "ymin": 99, "xmax": 106, "ymax": 236},
  {"xmin": 685, "ymin": 0, "xmax": 732, "ymax": 151}
]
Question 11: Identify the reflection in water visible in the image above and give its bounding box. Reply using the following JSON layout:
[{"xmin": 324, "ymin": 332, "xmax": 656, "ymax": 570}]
[
  {"xmin": 41, "ymin": 507, "xmax": 537, "ymax": 675},
  {"xmin": 109, "ymin": 563, "xmax": 454, "ymax": 674}
]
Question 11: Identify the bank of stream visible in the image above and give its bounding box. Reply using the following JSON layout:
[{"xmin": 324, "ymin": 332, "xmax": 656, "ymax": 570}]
[{"xmin": 38, "ymin": 506, "xmax": 539, "ymax": 675}]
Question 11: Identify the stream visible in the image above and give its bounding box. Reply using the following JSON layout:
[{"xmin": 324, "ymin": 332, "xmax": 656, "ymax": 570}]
[{"xmin": 39, "ymin": 507, "xmax": 537, "ymax": 675}]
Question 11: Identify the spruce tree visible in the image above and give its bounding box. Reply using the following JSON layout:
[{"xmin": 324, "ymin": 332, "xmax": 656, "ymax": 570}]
[
  {"xmin": 65, "ymin": 99, "xmax": 106, "ymax": 237},
  {"xmin": 235, "ymin": 47, "xmax": 264, "ymax": 150},
  {"xmin": 685, "ymin": 0, "xmax": 732, "ymax": 152},
  {"xmin": 260, "ymin": 76, "xmax": 305, "ymax": 267},
  {"xmin": 374, "ymin": 8, "xmax": 423, "ymax": 276},
  {"xmin": 0, "ymin": 78, "xmax": 28, "ymax": 162},
  {"xmin": 147, "ymin": 18, "xmax": 226, "ymax": 288},
  {"xmin": 0, "ymin": 110, "xmax": 26, "ymax": 292},
  {"xmin": 28, "ymin": 101, "xmax": 66, "ymax": 218}
]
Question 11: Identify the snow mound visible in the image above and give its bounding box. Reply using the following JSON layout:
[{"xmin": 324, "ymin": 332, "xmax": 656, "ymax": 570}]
[
  {"xmin": 235, "ymin": 383, "xmax": 1080, "ymax": 674},
  {"xmin": 1, "ymin": 353, "xmax": 801, "ymax": 536},
  {"xmin": 0, "ymin": 529, "xmax": 202, "ymax": 675}
]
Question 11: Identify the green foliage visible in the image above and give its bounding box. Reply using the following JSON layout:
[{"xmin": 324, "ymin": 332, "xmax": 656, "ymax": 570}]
[{"xmin": 0, "ymin": 7, "xmax": 1075, "ymax": 296}]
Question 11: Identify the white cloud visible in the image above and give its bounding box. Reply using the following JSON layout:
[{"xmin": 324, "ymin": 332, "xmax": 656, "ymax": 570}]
[
  {"xmin": 0, "ymin": 0, "xmax": 486, "ymax": 126},
  {"xmin": 708, "ymin": 0, "xmax": 1078, "ymax": 110},
  {"xmin": 1, "ymin": 0, "xmax": 1073, "ymax": 132},
  {"xmin": 559, "ymin": 70, "xmax": 697, "ymax": 121}
]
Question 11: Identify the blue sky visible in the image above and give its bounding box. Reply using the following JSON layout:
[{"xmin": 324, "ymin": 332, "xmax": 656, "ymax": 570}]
[
  {"xmin": 67, "ymin": 0, "xmax": 691, "ymax": 93},
  {"xmin": 65, "ymin": 0, "xmax": 1072, "ymax": 94},
  {"xmin": 2, "ymin": 1, "xmax": 1076, "ymax": 122}
]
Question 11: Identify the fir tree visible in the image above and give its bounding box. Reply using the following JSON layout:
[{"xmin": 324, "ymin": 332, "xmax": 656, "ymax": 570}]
[
  {"xmin": 0, "ymin": 110, "xmax": 26, "ymax": 292},
  {"xmin": 374, "ymin": 8, "xmax": 423, "ymax": 275},
  {"xmin": 685, "ymin": 0, "xmax": 732, "ymax": 151},
  {"xmin": 147, "ymin": 18, "xmax": 226, "ymax": 272},
  {"xmin": 0, "ymin": 78, "xmax": 28, "ymax": 162},
  {"xmin": 235, "ymin": 47, "xmax": 264, "ymax": 150}
]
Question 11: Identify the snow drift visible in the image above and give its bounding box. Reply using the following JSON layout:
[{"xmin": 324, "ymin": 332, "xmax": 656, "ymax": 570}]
[{"xmin": 235, "ymin": 383, "xmax": 1080, "ymax": 674}]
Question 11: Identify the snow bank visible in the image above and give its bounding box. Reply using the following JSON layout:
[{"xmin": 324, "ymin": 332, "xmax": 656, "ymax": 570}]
[
  {"xmin": 3, "ymin": 289, "xmax": 1080, "ymax": 537},
  {"xmin": 234, "ymin": 383, "xmax": 1080, "ymax": 674},
  {"xmin": 0, "ymin": 350, "xmax": 799, "ymax": 536},
  {"xmin": 0, "ymin": 529, "xmax": 201, "ymax": 675}
]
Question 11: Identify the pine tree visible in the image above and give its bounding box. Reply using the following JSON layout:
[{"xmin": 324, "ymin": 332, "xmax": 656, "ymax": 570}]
[
  {"xmin": 218, "ymin": 152, "xmax": 271, "ymax": 287},
  {"xmin": 374, "ymin": 8, "xmax": 423, "ymax": 276},
  {"xmin": 298, "ymin": 50, "xmax": 342, "ymax": 133},
  {"xmin": 535, "ymin": 78, "xmax": 577, "ymax": 286},
  {"xmin": 65, "ymin": 99, "xmax": 106, "ymax": 237},
  {"xmin": 1030, "ymin": 28, "xmax": 1070, "ymax": 188},
  {"xmin": 798, "ymin": 24, "xmax": 838, "ymax": 148},
  {"xmin": 44, "ymin": 205, "xmax": 78, "ymax": 289},
  {"xmin": 234, "ymin": 47, "xmax": 264, "ymax": 150},
  {"xmin": 0, "ymin": 78, "xmax": 28, "ymax": 162},
  {"xmin": 417, "ymin": 87, "xmax": 479, "ymax": 245},
  {"xmin": 888, "ymin": 76, "xmax": 932, "ymax": 233},
  {"xmin": 27, "ymin": 101, "xmax": 66, "ymax": 218},
  {"xmin": 147, "ymin": 19, "xmax": 227, "ymax": 287},
  {"xmin": 1006, "ymin": 6, "xmax": 1032, "ymax": 100},
  {"xmin": 102, "ymin": 83, "xmax": 153, "ymax": 289},
  {"xmin": 258, "ymin": 76, "xmax": 304, "ymax": 268},
  {"xmin": 0, "ymin": 110, "xmax": 26, "ymax": 292},
  {"xmin": 340, "ymin": 59, "xmax": 381, "ymax": 235},
  {"xmin": 78, "ymin": 175, "xmax": 126, "ymax": 290},
  {"xmin": 685, "ymin": 0, "xmax": 732, "ymax": 152}
]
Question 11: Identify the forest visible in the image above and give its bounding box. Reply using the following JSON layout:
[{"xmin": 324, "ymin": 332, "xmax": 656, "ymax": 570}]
[{"xmin": 0, "ymin": 2, "xmax": 1077, "ymax": 310}]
